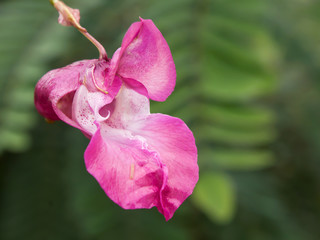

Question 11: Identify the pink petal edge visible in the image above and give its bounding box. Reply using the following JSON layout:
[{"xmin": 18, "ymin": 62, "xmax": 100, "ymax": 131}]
[
  {"xmin": 131, "ymin": 114, "xmax": 199, "ymax": 220},
  {"xmin": 34, "ymin": 60, "xmax": 93, "ymax": 126},
  {"xmin": 109, "ymin": 18, "xmax": 176, "ymax": 102}
]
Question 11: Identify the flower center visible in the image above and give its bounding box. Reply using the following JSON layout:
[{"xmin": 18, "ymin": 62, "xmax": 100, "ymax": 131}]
[
  {"xmin": 81, "ymin": 61, "xmax": 110, "ymax": 95},
  {"xmin": 90, "ymin": 65, "xmax": 108, "ymax": 94}
]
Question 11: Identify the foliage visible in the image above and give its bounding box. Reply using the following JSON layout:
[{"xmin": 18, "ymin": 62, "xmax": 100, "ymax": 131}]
[
  {"xmin": 1, "ymin": 0, "xmax": 320, "ymax": 239},
  {"xmin": 145, "ymin": 0, "xmax": 277, "ymax": 223}
]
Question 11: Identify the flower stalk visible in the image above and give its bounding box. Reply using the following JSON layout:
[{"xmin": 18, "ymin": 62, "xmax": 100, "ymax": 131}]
[{"xmin": 50, "ymin": 0, "xmax": 108, "ymax": 60}]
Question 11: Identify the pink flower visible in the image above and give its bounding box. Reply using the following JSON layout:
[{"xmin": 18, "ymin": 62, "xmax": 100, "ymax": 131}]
[
  {"xmin": 35, "ymin": 18, "xmax": 176, "ymax": 124},
  {"xmin": 82, "ymin": 83, "xmax": 198, "ymax": 220},
  {"xmin": 35, "ymin": 2, "xmax": 198, "ymax": 220}
]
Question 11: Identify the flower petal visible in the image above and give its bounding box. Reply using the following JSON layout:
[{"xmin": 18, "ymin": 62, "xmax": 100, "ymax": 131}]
[
  {"xmin": 72, "ymin": 85, "xmax": 113, "ymax": 136},
  {"xmin": 34, "ymin": 59, "xmax": 94, "ymax": 126},
  {"xmin": 85, "ymin": 85, "xmax": 198, "ymax": 220},
  {"xmin": 104, "ymin": 84, "xmax": 150, "ymax": 128},
  {"xmin": 111, "ymin": 18, "xmax": 176, "ymax": 101},
  {"xmin": 82, "ymin": 59, "xmax": 122, "ymax": 98},
  {"xmin": 72, "ymin": 85, "xmax": 98, "ymax": 136},
  {"xmin": 84, "ymin": 126, "xmax": 168, "ymax": 211},
  {"xmin": 129, "ymin": 114, "xmax": 199, "ymax": 220}
]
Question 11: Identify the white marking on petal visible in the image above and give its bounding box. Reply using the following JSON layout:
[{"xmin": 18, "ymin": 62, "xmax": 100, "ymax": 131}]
[{"xmin": 72, "ymin": 85, "xmax": 97, "ymax": 135}]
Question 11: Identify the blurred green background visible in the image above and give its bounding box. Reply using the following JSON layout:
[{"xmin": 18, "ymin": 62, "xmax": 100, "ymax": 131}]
[{"xmin": 1, "ymin": 0, "xmax": 320, "ymax": 239}]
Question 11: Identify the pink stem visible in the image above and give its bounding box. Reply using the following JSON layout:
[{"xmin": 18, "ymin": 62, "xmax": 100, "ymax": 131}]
[{"xmin": 50, "ymin": 0, "xmax": 108, "ymax": 60}]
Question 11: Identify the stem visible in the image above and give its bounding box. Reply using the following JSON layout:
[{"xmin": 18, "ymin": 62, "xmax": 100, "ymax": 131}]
[
  {"xmin": 50, "ymin": 0, "xmax": 108, "ymax": 60},
  {"xmin": 79, "ymin": 31, "xmax": 107, "ymax": 60}
]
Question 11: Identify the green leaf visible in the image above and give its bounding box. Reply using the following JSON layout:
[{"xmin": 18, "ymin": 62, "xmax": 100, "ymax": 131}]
[
  {"xmin": 192, "ymin": 172, "xmax": 236, "ymax": 224},
  {"xmin": 201, "ymin": 56, "xmax": 274, "ymax": 102},
  {"xmin": 200, "ymin": 104, "xmax": 275, "ymax": 128},
  {"xmin": 201, "ymin": 148, "xmax": 275, "ymax": 170},
  {"xmin": 196, "ymin": 125, "xmax": 276, "ymax": 146},
  {"xmin": 0, "ymin": 129, "xmax": 31, "ymax": 152}
]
